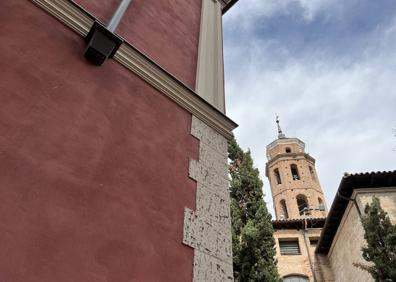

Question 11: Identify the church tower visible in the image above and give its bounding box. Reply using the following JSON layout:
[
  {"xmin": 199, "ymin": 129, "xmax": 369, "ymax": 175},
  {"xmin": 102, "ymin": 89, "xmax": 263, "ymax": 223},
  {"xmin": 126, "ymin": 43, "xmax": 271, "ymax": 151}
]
[
  {"xmin": 266, "ymin": 117, "xmax": 331, "ymax": 281},
  {"xmin": 266, "ymin": 117, "xmax": 327, "ymax": 220}
]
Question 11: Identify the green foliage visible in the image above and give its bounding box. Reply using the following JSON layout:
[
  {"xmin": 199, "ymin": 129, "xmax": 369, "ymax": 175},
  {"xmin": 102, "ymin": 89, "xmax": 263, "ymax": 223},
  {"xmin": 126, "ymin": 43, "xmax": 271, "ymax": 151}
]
[
  {"xmin": 359, "ymin": 197, "xmax": 396, "ymax": 281},
  {"xmin": 228, "ymin": 135, "xmax": 281, "ymax": 282}
]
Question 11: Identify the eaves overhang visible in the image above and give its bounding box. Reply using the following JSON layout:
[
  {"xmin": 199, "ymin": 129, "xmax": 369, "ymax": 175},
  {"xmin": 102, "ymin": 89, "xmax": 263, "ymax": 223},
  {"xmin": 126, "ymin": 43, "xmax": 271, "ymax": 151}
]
[
  {"xmin": 221, "ymin": 0, "xmax": 239, "ymax": 14},
  {"xmin": 272, "ymin": 218, "xmax": 326, "ymax": 230},
  {"xmin": 316, "ymin": 170, "xmax": 396, "ymax": 255}
]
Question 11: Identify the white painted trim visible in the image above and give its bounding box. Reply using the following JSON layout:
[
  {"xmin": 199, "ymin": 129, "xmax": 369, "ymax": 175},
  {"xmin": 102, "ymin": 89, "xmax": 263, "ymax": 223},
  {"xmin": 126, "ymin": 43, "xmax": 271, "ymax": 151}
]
[
  {"xmin": 32, "ymin": 0, "xmax": 93, "ymax": 37},
  {"xmin": 114, "ymin": 44, "xmax": 235, "ymax": 139},
  {"xmin": 353, "ymin": 187, "xmax": 396, "ymax": 196},
  {"xmin": 31, "ymin": 0, "xmax": 236, "ymax": 139}
]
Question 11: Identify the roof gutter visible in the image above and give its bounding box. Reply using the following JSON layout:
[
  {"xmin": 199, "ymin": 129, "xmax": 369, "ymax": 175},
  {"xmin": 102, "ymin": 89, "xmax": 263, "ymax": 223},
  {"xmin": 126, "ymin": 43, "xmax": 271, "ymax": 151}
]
[{"xmin": 336, "ymin": 190, "xmax": 362, "ymax": 217}]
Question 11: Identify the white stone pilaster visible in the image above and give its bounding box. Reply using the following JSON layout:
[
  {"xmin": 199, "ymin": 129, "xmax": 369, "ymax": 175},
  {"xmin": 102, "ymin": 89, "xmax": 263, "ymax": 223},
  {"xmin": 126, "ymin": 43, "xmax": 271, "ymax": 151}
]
[{"xmin": 195, "ymin": 0, "xmax": 225, "ymax": 113}]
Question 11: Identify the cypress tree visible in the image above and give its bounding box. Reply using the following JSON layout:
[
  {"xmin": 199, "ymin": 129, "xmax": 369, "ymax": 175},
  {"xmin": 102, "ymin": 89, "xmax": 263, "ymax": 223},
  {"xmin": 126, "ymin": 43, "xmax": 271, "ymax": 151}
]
[
  {"xmin": 358, "ymin": 197, "xmax": 396, "ymax": 281},
  {"xmin": 228, "ymin": 135, "xmax": 280, "ymax": 282}
]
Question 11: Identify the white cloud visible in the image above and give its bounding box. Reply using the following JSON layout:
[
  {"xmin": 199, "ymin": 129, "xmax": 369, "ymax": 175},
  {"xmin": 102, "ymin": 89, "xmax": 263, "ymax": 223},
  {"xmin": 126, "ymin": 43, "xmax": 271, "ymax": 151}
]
[
  {"xmin": 224, "ymin": 0, "xmax": 337, "ymax": 29},
  {"xmin": 224, "ymin": 4, "xmax": 396, "ymax": 216}
]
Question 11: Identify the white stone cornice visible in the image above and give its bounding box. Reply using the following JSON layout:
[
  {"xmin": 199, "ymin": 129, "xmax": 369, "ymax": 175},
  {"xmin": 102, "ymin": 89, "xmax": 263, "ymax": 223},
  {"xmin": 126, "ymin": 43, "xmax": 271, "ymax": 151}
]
[
  {"xmin": 114, "ymin": 44, "xmax": 236, "ymax": 139},
  {"xmin": 32, "ymin": 0, "xmax": 94, "ymax": 36},
  {"xmin": 31, "ymin": 0, "xmax": 237, "ymax": 139}
]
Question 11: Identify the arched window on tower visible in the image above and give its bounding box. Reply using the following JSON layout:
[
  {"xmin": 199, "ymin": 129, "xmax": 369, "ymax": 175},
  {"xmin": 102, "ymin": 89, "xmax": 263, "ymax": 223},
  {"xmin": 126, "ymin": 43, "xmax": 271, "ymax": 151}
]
[
  {"xmin": 309, "ymin": 166, "xmax": 316, "ymax": 182},
  {"xmin": 296, "ymin": 194, "xmax": 309, "ymax": 215},
  {"xmin": 280, "ymin": 199, "xmax": 288, "ymax": 219},
  {"xmin": 318, "ymin": 197, "xmax": 325, "ymax": 211},
  {"xmin": 285, "ymin": 147, "xmax": 291, "ymax": 153},
  {"xmin": 290, "ymin": 164, "xmax": 300, "ymax": 180},
  {"xmin": 274, "ymin": 168, "xmax": 282, "ymax": 184}
]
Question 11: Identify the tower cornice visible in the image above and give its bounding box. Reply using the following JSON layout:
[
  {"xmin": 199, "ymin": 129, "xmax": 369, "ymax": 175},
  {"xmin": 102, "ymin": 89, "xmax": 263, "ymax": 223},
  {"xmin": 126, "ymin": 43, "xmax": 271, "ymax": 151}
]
[{"xmin": 266, "ymin": 137, "xmax": 305, "ymax": 151}]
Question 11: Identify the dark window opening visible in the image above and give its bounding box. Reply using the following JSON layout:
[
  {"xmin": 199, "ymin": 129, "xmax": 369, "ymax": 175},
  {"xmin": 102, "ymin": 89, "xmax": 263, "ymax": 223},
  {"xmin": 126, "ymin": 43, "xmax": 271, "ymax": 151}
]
[
  {"xmin": 290, "ymin": 164, "xmax": 300, "ymax": 180},
  {"xmin": 285, "ymin": 147, "xmax": 291, "ymax": 153},
  {"xmin": 309, "ymin": 238, "xmax": 319, "ymax": 246},
  {"xmin": 279, "ymin": 239, "xmax": 301, "ymax": 255},
  {"xmin": 280, "ymin": 199, "xmax": 288, "ymax": 219},
  {"xmin": 274, "ymin": 168, "xmax": 282, "ymax": 184},
  {"xmin": 296, "ymin": 195, "xmax": 308, "ymax": 215}
]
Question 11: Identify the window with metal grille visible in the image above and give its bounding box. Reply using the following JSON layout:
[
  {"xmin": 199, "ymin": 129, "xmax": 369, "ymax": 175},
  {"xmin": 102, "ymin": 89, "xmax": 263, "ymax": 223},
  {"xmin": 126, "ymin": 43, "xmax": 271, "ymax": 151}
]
[{"xmin": 279, "ymin": 239, "xmax": 301, "ymax": 255}]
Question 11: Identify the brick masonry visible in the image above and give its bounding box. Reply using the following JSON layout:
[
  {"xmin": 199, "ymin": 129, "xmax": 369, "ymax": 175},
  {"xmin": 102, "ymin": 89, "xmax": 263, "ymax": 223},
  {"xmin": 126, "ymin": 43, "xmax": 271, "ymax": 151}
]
[
  {"xmin": 266, "ymin": 139, "xmax": 327, "ymax": 220},
  {"xmin": 183, "ymin": 116, "xmax": 233, "ymax": 281}
]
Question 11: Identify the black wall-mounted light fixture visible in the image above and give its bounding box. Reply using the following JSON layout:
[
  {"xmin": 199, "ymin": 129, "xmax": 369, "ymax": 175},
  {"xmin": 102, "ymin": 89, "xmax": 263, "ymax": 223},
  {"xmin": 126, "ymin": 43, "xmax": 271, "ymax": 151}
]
[
  {"xmin": 84, "ymin": 0, "xmax": 132, "ymax": 66},
  {"xmin": 84, "ymin": 22, "xmax": 122, "ymax": 66}
]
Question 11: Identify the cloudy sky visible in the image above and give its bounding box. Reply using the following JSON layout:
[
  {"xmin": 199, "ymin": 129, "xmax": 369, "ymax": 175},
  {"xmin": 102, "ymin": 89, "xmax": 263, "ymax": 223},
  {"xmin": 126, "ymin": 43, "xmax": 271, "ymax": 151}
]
[{"xmin": 223, "ymin": 0, "xmax": 396, "ymax": 215}]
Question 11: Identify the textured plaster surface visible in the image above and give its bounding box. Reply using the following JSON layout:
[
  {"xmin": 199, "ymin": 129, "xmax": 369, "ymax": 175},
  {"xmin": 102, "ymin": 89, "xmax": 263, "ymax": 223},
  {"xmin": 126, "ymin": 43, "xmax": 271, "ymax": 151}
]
[
  {"xmin": 191, "ymin": 116, "xmax": 228, "ymax": 154},
  {"xmin": 184, "ymin": 116, "xmax": 233, "ymax": 281},
  {"xmin": 0, "ymin": 2, "xmax": 198, "ymax": 281},
  {"xmin": 357, "ymin": 190, "xmax": 396, "ymax": 223},
  {"xmin": 193, "ymin": 250, "xmax": 233, "ymax": 282},
  {"xmin": 329, "ymin": 190, "xmax": 396, "ymax": 282},
  {"xmin": 76, "ymin": 0, "xmax": 202, "ymax": 89},
  {"xmin": 329, "ymin": 204, "xmax": 373, "ymax": 282}
]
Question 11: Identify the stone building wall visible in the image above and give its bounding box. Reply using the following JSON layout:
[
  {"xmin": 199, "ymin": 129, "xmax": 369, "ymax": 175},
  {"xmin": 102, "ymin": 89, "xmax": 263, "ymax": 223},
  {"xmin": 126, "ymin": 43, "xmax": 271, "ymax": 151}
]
[
  {"xmin": 356, "ymin": 188, "xmax": 396, "ymax": 223},
  {"xmin": 183, "ymin": 117, "xmax": 233, "ymax": 281},
  {"xmin": 329, "ymin": 188, "xmax": 396, "ymax": 282},
  {"xmin": 328, "ymin": 202, "xmax": 371, "ymax": 282}
]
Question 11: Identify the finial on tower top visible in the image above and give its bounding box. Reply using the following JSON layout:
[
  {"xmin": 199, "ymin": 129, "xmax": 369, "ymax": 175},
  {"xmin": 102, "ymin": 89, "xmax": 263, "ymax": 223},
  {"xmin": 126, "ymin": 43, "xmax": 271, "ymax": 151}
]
[{"xmin": 276, "ymin": 114, "xmax": 286, "ymax": 139}]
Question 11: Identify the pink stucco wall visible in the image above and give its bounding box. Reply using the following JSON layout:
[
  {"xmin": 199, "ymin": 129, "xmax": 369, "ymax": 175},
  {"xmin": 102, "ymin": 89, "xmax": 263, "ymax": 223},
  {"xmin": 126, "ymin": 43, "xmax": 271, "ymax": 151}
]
[
  {"xmin": 0, "ymin": 2, "xmax": 199, "ymax": 281},
  {"xmin": 76, "ymin": 0, "xmax": 202, "ymax": 89}
]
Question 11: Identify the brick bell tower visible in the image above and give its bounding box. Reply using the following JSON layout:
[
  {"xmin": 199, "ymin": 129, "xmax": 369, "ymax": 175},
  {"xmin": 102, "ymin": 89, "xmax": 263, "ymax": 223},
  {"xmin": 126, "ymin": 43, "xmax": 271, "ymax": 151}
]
[{"xmin": 265, "ymin": 117, "xmax": 327, "ymax": 220}]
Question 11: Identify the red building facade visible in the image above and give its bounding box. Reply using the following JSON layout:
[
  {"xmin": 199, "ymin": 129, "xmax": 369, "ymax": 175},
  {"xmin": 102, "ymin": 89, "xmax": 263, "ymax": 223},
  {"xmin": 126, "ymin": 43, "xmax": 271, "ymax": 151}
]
[{"xmin": 0, "ymin": 0, "xmax": 237, "ymax": 281}]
